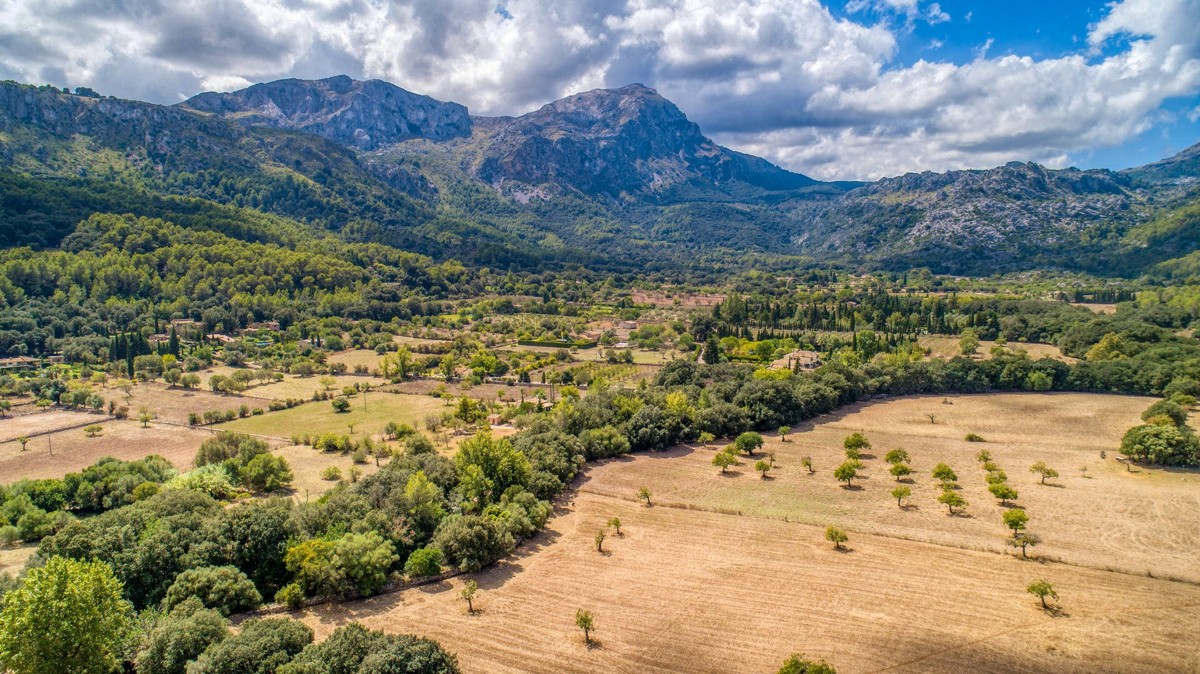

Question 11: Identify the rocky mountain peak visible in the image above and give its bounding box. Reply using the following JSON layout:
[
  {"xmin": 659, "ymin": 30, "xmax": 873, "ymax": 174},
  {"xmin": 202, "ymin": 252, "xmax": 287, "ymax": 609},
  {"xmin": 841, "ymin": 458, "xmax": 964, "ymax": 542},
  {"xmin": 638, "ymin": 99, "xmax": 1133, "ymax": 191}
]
[{"xmin": 180, "ymin": 76, "xmax": 472, "ymax": 149}]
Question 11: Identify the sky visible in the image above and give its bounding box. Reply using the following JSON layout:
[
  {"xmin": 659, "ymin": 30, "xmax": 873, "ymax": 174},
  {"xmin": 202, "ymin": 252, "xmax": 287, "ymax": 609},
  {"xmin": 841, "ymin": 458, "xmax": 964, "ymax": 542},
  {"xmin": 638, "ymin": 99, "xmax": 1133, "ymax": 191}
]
[{"xmin": 1, "ymin": 0, "xmax": 1199, "ymax": 181}]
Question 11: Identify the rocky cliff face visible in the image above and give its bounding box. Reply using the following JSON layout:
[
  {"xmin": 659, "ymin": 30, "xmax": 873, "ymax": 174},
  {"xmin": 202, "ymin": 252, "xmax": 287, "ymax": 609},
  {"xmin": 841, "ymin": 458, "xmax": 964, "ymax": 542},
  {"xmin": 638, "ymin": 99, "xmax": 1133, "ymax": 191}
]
[
  {"xmin": 472, "ymin": 84, "xmax": 816, "ymax": 197},
  {"xmin": 1124, "ymin": 141, "xmax": 1200, "ymax": 186},
  {"xmin": 181, "ymin": 75, "xmax": 472, "ymax": 149}
]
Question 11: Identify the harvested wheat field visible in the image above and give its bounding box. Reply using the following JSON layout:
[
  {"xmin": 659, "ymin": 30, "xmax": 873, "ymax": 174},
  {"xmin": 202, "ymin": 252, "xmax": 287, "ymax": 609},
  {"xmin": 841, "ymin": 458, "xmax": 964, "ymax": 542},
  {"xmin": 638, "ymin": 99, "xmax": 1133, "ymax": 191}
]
[
  {"xmin": 245, "ymin": 374, "xmax": 387, "ymax": 401},
  {"xmin": 293, "ymin": 392, "xmax": 1200, "ymax": 673},
  {"xmin": 0, "ymin": 420, "xmax": 217, "ymax": 480}
]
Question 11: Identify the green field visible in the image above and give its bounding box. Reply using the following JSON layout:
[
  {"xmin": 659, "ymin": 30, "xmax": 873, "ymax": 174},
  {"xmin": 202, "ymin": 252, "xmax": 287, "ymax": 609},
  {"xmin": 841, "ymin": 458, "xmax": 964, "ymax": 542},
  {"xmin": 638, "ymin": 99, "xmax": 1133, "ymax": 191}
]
[{"xmin": 216, "ymin": 392, "xmax": 452, "ymax": 439}]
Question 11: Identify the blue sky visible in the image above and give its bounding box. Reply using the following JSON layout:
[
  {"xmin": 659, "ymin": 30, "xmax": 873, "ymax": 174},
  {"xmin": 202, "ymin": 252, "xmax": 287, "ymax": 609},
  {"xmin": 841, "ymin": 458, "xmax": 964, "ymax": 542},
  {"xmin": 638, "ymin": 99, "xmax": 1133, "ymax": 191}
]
[
  {"xmin": 827, "ymin": 0, "xmax": 1200, "ymax": 169},
  {"xmin": 1, "ymin": 0, "xmax": 1197, "ymax": 179}
]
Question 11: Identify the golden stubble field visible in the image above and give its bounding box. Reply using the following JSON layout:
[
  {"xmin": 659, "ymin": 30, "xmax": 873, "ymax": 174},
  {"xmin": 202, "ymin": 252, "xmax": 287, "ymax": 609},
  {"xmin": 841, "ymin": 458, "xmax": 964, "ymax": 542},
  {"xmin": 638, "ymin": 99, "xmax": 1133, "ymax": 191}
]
[{"xmin": 297, "ymin": 393, "xmax": 1200, "ymax": 673}]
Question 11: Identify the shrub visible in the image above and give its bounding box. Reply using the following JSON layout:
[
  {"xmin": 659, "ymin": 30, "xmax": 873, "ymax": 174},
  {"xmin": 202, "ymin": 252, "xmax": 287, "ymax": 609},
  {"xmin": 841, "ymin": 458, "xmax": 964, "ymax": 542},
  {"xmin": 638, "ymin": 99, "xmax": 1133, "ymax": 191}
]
[
  {"xmin": 404, "ymin": 547, "xmax": 445, "ymax": 578},
  {"xmin": 239, "ymin": 454, "xmax": 294, "ymax": 492},
  {"xmin": 187, "ymin": 617, "xmax": 312, "ymax": 674},
  {"xmin": 136, "ymin": 597, "xmax": 230, "ymax": 674},
  {"xmin": 331, "ymin": 397, "xmax": 351, "ymax": 413},
  {"xmin": 965, "ymin": 433, "xmax": 985, "ymax": 442},
  {"xmin": 431, "ymin": 515, "xmax": 515, "ymax": 572},
  {"xmin": 275, "ymin": 583, "xmax": 305, "ymax": 610},
  {"xmin": 321, "ymin": 466, "xmax": 343, "ymax": 481}
]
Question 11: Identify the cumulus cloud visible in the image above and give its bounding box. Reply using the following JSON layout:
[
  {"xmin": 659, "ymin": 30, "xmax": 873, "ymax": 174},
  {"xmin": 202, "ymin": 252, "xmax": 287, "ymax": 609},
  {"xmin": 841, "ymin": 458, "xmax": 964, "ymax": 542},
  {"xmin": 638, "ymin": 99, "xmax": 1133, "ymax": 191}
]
[{"xmin": 0, "ymin": 0, "xmax": 1197, "ymax": 180}]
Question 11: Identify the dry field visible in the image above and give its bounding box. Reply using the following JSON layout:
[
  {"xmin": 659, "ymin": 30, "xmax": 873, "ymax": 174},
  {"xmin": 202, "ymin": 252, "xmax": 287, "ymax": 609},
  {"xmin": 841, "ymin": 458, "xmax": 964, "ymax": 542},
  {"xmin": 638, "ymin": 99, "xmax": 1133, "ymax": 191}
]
[
  {"xmin": 294, "ymin": 392, "xmax": 1200, "ymax": 673},
  {"xmin": 1072, "ymin": 303, "xmax": 1119, "ymax": 314},
  {"xmin": 246, "ymin": 374, "xmax": 387, "ymax": 401},
  {"xmin": 116, "ymin": 383, "xmax": 252, "ymax": 424},
  {"xmin": 0, "ymin": 409, "xmax": 102, "ymax": 442},
  {"xmin": 0, "ymin": 420, "xmax": 216, "ymax": 480},
  {"xmin": 299, "ymin": 492, "xmax": 1200, "ymax": 674},
  {"xmin": 919, "ymin": 337, "xmax": 1076, "ymax": 363},
  {"xmin": 0, "ymin": 544, "xmax": 37, "ymax": 576},
  {"xmin": 580, "ymin": 393, "xmax": 1198, "ymax": 582},
  {"xmin": 328, "ymin": 349, "xmax": 383, "ymax": 373},
  {"xmin": 216, "ymin": 392, "xmax": 452, "ymax": 440}
]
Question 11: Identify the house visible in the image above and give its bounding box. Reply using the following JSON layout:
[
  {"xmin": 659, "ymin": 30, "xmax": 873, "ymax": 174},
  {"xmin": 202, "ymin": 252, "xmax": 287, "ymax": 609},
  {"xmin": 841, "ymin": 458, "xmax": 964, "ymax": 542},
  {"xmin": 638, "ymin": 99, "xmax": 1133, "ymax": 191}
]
[
  {"xmin": 0, "ymin": 356, "xmax": 37, "ymax": 371},
  {"xmin": 487, "ymin": 413, "xmax": 503, "ymax": 426},
  {"xmin": 770, "ymin": 350, "xmax": 822, "ymax": 371}
]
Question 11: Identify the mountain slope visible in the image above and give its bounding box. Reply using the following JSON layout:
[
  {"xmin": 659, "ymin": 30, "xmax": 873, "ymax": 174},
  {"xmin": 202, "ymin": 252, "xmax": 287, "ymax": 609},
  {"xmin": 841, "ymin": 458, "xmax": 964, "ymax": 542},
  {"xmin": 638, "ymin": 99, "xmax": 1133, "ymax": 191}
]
[{"xmin": 1124, "ymin": 141, "xmax": 1200, "ymax": 186}]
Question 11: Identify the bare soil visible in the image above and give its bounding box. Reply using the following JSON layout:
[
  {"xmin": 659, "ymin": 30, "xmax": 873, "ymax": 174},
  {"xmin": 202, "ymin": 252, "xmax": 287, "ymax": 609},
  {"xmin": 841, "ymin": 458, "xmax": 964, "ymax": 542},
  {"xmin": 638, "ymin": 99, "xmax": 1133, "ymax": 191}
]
[{"xmin": 0, "ymin": 420, "xmax": 216, "ymax": 480}]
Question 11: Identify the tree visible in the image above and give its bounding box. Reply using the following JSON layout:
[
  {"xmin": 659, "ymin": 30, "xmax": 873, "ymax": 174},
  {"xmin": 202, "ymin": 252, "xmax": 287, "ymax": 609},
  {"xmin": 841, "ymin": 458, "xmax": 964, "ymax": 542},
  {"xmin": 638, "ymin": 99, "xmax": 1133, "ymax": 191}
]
[
  {"xmin": 432, "ymin": 515, "xmax": 514, "ymax": 573},
  {"xmin": 139, "ymin": 410, "xmax": 154, "ymax": 428},
  {"xmin": 778, "ymin": 654, "xmax": 837, "ymax": 674},
  {"xmin": 931, "ymin": 463, "xmax": 957, "ymax": 487},
  {"xmin": 833, "ymin": 461, "xmax": 858, "ymax": 487},
  {"xmin": 712, "ymin": 450, "xmax": 737, "ymax": 473},
  {"xmin": 1026, "ymin": 579, "xmax": 1058, "ymax": 609},
  {"xmin": 0, "ymin": 556, "xmax": 134, "ymax": 674},
  {"xmin": 801, "ymin": 457, "xmax": 814, "ymax": 474},
  {"xmin": 319, "ymin": 375, "xmax": 337, "ymax": 391},
  {"xmin": 594, "ymin": 529, "xmax": 607, "ymax": 552},
  {"xmin": 959, "ymin": 328, "xmax": 980, "ymax": 356},
  {"xmin": 697, "ymin": 431, "xmax": 715, "ymax": 447},
  {"xmin": 843, "ymin": 432, "xmax": 870, "ymax": 452},
  {"xmin": 890, "ymin": 463, "xmax": 912, "ymax": 481},
  {"xmin": 460, "ymin": 580, "xmax": 478, "ymax": 613},
  {"xmin": 331, "ymin": 397, "xmax": 351, "ymax": 413},
  {"xmin": 84, "ymin": 424, "xmax": 103, "ymax": 437},
  {"xmin": 989, "ymin": 482, "xmax": 1019, "ymax": 505},
  {"xmin": 637, "ymin": 486, "xmax": 652, "ymax": 506},
  {"xmin": 16, "ymin": 436, "xmax": 28, "ymax": 452},
  {"xmin": 1002, "ymin": 508, "xmax": 1029, "ymax": 534},
  {"xmin": 844, "ymin": 447, "xmax": 861, "ymax": 461},
  {"xmin": 162, "ymin": 565, "xmax": 262, "ymax": 616},
  {"xmin": 1029, "ymin": 461, "xmax": 1059, "ymax": 485},
  {"xmin": 608, "ymin": 517, "xmax": 622, "ymax": 536},
  {"xmin": 884, "ymin": 448, "xmax": 909, "ymax": 465},
  {"xmin": 892, "ymin": 486, "xmax": 911, "ymax": 507},
  {"xmin": 755, "ymin": 459, "xmax": 772, "ymax": 478},
  {"xmin": 575, "ymin": 609, "xmax": 595, "ymax": 643},
  {"xmin": 825, "ymin": 526, "xmax": 848, "ymax": 550},
  {"xmin": 239, "ymin": 453, "xmax": 294, "ymax": 492},
  {"xmin": 733, "ymin": 431, "xmax": 764, "ymax": 455},
  {"xmin": 1008, "ymin": 532, "xmax": 1041, "ymax": 558},
  {"xmin": 975, "ymin": 449, "xmax": 992, "ymax": 464},
  {"xmin": 778, "ymin": 426, "xmax": 791, "ymax": 442},
  {"xmin": 938, "ymin": 489, "xmax": 966, "ymax": 514}
]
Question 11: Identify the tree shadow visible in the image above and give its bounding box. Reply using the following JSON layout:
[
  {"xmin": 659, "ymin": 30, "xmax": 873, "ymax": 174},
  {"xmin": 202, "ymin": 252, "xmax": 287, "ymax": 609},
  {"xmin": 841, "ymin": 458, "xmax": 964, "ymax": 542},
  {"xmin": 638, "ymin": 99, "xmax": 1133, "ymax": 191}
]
[
  {"xmin": 1038, "ymin": 482, "xmax": 1066, "ymax": 488},
  {"xmin": 1043, "ymin": 605, "xmax": 1070, "ymax": 618},
  {"xmin": 583, "ymin": 638, "xmax": 604, "ymax": 650},
  {"xmin": 841, "ymin": 484, "xmax": 864, "ymax": 491},
  {"xmin": 759, "ymin": 474, "xmax": 776, "ymax": 481},
  {"xmin": 948, "ymin": 510, "xmax": 974, "ymax": 519},
  {"xmin": 900, "ymin": 504, "xmax": 920, "ymax": 511},
  {"xmin": 832, "ymin": 546, "xmax": 854, "ymax": 554},
  {"xmin": 719, "ymin": 470, "xmax": 744, "ymax": 478}
]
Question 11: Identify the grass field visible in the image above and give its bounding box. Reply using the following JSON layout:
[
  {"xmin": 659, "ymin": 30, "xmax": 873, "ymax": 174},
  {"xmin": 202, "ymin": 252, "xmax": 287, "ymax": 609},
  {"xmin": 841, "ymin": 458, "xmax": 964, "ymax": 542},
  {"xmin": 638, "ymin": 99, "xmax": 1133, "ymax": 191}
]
[
  {"xmin": 273, "ymin": 444, "xmax": 382, "ymax": 500},
  {"xmin": 0, "ymin": 420, "xmax": 216, "ymax": 480},
  {"xmin": 571, "ymin": 348, "xmax": 687, "ymax": 365},
  {"xmin": 295, "ymin": 392, "xmax": 1200, "ymax": 673},
  {"xmin": 216, "ymin": 392, "xmax": 452, "ymax": 440},
  {"xmin": 919, "ymin": 337, "xmax": 1076, "ymax": 363}
]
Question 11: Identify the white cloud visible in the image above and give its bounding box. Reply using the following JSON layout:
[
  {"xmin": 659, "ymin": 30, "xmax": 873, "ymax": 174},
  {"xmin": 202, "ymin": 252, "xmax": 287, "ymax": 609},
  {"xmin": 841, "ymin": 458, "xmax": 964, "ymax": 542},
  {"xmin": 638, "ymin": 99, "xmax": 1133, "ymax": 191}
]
[{"xmin": 0, "ymin": 0, "xmax": 1197, "ymax": 180}]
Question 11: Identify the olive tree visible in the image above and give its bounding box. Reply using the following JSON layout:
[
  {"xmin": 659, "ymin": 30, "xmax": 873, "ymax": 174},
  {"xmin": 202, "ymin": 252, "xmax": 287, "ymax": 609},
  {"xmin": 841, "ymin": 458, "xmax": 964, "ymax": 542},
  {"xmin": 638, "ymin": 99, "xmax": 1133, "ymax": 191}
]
[
  {"xmin": 460, "ymin": 580, "xmax": 478, "ymax": 613},
  {"xmin": 938, "ymin": 490, "xmax": 966, "ymax": 514},
  {"xmin": 891, "ymin": 486, "xmax": 911, "ymax": 507},
  {"xmin": 1026, "ymin": 579, "xmax": 1058, "ymax": 609},
  {"xmin": 833, "ymin": 461, "xmax": 858, "ymax": 488},
  {"xmin": 890, "ymin": 463, "xmax": 912, "ymax": 481},
  {"xmin": 1029, "ymin": 461, "xmax": 1059, "ymax": 485},
  {"xmin": 931, "ymin": 463, "xmax": 957, "ymax": 487},
  {"xmin": 825, "ymin": 526, "xmax": 848, "ymax": 550},
  {"xmin": 884, "ymin": 448, "xmax": 909, "ymax": 465},
  {"xmin": 575, "ymin": 609, "xmax": 595, "ymax": 644}
]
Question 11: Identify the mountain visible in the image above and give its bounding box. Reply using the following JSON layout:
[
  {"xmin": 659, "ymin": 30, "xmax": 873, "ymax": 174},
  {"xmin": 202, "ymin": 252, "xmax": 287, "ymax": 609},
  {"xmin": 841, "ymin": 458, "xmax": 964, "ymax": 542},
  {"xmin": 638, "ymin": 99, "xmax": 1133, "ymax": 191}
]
[
  {"xmin": 1124, "ymin": 141, "xmax": 1200, "ymax": 186},
  {"xmin": 181, "ymin": 75, "xmax": 472, "ymax": 150},
  {"xmin": 3, "ymin": 75, "xmax": 1200, "ymax": 275},
  {"xmin": 468, "ymin": 84, "xmax": 819, "ymax": 198}
]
